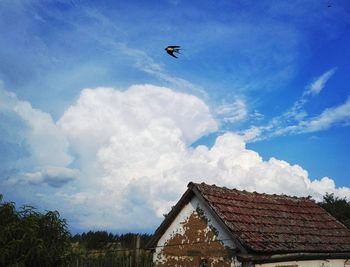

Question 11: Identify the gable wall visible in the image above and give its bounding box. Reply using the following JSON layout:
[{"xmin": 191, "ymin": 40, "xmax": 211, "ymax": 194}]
[{"xmin": 153, "ymin": 195, "xmax": 237, "ymax": 266}]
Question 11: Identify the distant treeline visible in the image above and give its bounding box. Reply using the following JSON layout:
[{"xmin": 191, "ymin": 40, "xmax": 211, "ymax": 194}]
[{"xmin": 71, "ymin": 231, "xmax": 153, "ymax": 250}]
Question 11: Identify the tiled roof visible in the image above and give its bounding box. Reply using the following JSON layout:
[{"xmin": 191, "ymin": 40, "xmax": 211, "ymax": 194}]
[{"xmin": 192, "ymin": 182, "xmax": 350, "ymax": 253}]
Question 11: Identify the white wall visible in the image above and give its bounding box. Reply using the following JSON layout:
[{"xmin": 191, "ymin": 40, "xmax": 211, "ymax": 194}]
[{"xmin": 153, "ymin": 195, "xmax": 237, "ymax": 264}]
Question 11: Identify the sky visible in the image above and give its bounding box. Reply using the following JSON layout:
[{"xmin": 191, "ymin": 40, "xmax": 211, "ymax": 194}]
[{"xmin": 1, "ymin": 0, "xmax": 350, "ymax": 233}]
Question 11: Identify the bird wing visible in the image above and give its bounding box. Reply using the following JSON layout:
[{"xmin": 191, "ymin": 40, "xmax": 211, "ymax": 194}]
[
  {"xmin": 168, "ymin": 45, "xmax": 180, "ymax": 48},
  {"xmin": 167, "ymin": 50, "xmax": 178, "ymax": 58}
]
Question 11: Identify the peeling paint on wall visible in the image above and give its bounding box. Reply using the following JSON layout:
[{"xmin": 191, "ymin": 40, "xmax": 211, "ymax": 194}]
[{"xmin": 153, "ymin": 196, "xmax": 236, "ymax": 266}]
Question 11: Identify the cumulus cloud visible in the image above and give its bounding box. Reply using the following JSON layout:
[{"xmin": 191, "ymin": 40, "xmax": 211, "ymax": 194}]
[
  {"xmin": 9, "ymin": 167, "xmax": 79, "ymax": 188},
  {"xmin": 58, "ymin": 84, "xmax": 217, "ymax": 147},
  {"xmin": 54, "ymin": 85, "xmax": 349, "ymax": 230},
  {"xmin": 0, "ymin": 86, "xmax": 77, "ymax": 186},
  {"xmin": 0, "ymin": 87, "xmax": 72, "ymax": 168},
  {"xmin": 2, "ymin": 83, "xmax": 349, "ymax": 231}
]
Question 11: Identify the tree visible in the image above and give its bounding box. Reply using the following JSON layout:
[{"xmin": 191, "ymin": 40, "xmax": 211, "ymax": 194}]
[
  {"xmin": 0, "ymin": 194, "xmax": 71, "ymax": 267},
  {"xmin": 318, "ymin": 193, "xmax": 350, "ymax": 229}
]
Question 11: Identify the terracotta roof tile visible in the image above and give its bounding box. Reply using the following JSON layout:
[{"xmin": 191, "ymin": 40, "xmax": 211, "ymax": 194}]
[{"xmin": 193, "ymin": 182, "xmax": 350, "ymax": 253}]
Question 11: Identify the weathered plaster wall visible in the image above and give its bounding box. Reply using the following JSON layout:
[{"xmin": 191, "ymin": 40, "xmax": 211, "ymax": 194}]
[
  {"xmin": 257, "ymin": 259, "xmax": 349, "ymax": 267},
  {"xmin": 153, "ymin": 196, "xmax": 237, "ymax": 267}
]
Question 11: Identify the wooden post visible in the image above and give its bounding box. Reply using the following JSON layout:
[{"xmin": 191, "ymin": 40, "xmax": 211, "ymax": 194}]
[{"xmin": 134, "ymin": 234, "xmax": 141, "ymax": 267}]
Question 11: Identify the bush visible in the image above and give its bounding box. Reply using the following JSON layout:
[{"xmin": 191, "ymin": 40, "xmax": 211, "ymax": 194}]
[{"xmin": 0, "ymin": 194, "xmax": 71, "ymax": 267}]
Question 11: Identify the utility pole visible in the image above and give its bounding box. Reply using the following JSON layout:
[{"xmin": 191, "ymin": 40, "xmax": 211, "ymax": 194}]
[{"xmin": 134, "ymin": 234, "xmax": 140, "ymax": 267}]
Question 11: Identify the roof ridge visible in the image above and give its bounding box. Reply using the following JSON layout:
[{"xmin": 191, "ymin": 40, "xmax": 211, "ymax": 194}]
[{"xmin": 191, "ymin": 182, "xmax": 314, "ymax": 201}]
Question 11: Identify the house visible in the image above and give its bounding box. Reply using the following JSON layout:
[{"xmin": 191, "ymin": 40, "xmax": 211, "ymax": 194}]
[{"xmin": 147, "ymin": 182, "xmax": 350, "ymax": 267}]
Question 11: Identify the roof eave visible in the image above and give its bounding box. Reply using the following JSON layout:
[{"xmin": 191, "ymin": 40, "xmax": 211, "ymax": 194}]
[
  {"xmin": 189, "ymin": 182, "xmax": 248, "ymax": 254},
  {"xmin": 146, "ymin": 182, "xmax": 249, "ymax": 254},
  {"xmin": 146, "ymin": 186, "xmax": 194, "ymax": 249},
  {"xmin": 237, "ymin": 252, "xmax": 350, "ymax": 264}
]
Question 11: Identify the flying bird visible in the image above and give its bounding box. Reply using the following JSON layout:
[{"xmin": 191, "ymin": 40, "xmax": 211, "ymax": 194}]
[{"xmin": 165, "ymin": 45, "xmax": 181, "ymax": 58}]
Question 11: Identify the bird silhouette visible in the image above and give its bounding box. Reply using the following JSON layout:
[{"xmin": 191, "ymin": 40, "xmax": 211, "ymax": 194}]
[{"xmin": 165, "ymin": 46, "xmax": 181, "ymax": 58}]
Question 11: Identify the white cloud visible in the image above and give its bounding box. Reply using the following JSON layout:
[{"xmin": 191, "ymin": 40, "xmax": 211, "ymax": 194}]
[
  {"xmin": 216, "ymin": 98, "xmax": 247, "ymax": 123},
  {"xmin": 10, "ymin": 167, "xmax": 79, "ymax": 188},
  {"xmin": 306, "ymin": 68, "xmax": 336, "ymax": 95},
  {"xmin": 243, "ymin": 69, "xmax": 343, "ymax": 141},
  {"xmin": 242, "ymin": 126, "xmax": 262, "ymax": 141},
  {"xmin": 250, "ymin": 110, "xmax": 264, "ymax": 121},
  {"xmin": 301, "ymin": 97, "xmax": 350, "ymax": 132},
  {"xmin": 309, "ymin": 177, "xmax": 350, "ymax": 200},
  {"xmin": 54, "ymin": 85, "xmax": 348, "ymax": 230},
  {"xmin": 2, "ymin": 84, "xmax": 349, "ymax": 231},
  {"xmin": 0, "ymin": 86, "xmax": 74, "ymax": 173},
  {"xmin": 275, "ymin": 97, "xmax": 350, "ymax": 135},
  {"xmin": 286, "ymin": 68, "xmax": 336, "ymax": 120},
  {"xmin": 58, "ymin": 84, "xmax": 217, "ymax": 146}
]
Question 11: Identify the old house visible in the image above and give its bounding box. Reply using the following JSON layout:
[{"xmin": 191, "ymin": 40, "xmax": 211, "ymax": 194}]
[{"xmin": 147, "ymin": 182, "xmax": 350, "ymax": 267}]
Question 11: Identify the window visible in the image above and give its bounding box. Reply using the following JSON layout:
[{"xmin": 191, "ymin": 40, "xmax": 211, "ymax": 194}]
[{"xmin": 199, "ymin": 258, "xmax": 208, "ymax": 267}]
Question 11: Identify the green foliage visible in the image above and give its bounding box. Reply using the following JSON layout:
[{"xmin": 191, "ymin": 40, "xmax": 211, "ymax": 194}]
[
  {"xmin": 319, "ymin": 192, "xmax": 350, "ymax": 229},
  {"xmin": 0, "ymin": 194, "xmax": 71, "ymax": 267}
]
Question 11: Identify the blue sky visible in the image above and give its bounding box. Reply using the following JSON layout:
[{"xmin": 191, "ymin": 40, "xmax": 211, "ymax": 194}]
[{"xmin": 1, "ymin": 0, "xmax": 350, "ymax": 233}]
